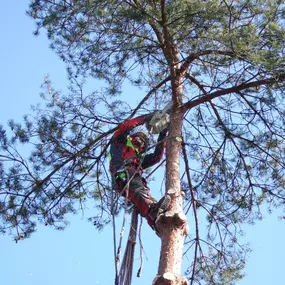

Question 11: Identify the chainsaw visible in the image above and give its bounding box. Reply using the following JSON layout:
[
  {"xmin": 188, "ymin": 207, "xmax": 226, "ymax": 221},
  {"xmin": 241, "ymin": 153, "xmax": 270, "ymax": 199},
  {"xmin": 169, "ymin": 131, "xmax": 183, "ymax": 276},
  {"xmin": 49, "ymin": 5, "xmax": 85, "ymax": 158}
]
[{"xmin": 148, "ymin": 101, "xmax": 173, "ymax": 134}]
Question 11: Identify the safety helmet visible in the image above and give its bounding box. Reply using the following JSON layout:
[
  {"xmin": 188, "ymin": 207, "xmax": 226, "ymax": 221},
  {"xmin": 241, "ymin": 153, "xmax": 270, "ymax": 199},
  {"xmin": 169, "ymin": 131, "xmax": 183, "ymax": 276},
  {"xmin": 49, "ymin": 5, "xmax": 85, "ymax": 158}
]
[{"xmin": 130, "ymin": 132, "xmax": 149, "ymax": 153}]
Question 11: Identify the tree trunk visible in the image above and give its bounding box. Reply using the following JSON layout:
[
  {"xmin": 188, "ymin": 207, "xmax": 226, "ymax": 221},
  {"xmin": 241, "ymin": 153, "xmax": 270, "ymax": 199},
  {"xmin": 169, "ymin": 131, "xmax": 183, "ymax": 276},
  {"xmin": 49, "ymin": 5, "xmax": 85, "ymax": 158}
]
[{"xmin": 153, "ymin": 72, "xmax": 189, "ymax": 284}]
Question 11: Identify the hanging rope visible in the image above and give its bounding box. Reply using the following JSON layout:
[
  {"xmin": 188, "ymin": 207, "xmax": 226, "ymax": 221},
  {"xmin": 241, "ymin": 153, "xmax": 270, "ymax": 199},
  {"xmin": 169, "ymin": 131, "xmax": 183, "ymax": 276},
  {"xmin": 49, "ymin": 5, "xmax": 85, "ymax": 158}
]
[
  {"xmin": 111, "ymin": 189, "xmax": 119, "ymax": 285},
  {"xmin": 118, "ymin": 209, "xmax": 139, "ymax": 285},
  {"xmin": 112, "ymin": 133, "xmax": 167, "ymax": 285},
  {"xmin": 114, "ymin": 158, "xmax": 146, "ymax": 285},
  {"xmin": 114, "ymin": 172, "xmax": 131, "ymax": 285},
  {"xmin": 137, "ymin": 215, "xmax": 145, "ymax": 277}
]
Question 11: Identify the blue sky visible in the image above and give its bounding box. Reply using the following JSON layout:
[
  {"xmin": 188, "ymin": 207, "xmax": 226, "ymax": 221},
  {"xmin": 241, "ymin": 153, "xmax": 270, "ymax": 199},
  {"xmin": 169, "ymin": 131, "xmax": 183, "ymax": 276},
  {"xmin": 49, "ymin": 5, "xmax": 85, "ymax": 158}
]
[{"xmin": 1, "ymin": 2, "xmax": 284, "ymax": 285}]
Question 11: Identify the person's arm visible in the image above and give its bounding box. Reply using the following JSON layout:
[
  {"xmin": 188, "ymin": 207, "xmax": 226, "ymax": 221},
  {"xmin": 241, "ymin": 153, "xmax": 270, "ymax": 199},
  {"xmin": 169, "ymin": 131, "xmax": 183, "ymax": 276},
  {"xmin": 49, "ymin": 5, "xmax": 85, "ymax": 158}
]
[
  {"xmin": 141, "ymin": 129, "xmax": 167, "ymax": 169},
  {"xmin": 113, "ymin": 114, "xmax": 153, "ymax": 138}
]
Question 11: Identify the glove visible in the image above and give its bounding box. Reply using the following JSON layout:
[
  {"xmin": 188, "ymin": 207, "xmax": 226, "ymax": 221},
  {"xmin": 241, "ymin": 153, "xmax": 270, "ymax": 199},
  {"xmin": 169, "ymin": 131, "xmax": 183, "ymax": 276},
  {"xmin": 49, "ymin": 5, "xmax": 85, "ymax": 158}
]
[{"xmin": 157, "ymin": 128, "xmax": 168, "ymax": 142}]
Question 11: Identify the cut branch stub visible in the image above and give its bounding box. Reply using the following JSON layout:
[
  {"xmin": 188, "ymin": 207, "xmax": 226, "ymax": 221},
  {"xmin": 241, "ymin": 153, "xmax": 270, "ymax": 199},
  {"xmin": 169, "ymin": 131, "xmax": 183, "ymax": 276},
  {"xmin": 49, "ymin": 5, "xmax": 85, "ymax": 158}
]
[
  {"xmin": 155, "ymin": 211, "xmax": 188, "ymax": 235},
  {"xmin": 154, "ymin": 190, "xmax": 189, "ymax": 237},
  {"xmin": 153, "ymin": 272, "xmax": 188, "ymax": 285}
]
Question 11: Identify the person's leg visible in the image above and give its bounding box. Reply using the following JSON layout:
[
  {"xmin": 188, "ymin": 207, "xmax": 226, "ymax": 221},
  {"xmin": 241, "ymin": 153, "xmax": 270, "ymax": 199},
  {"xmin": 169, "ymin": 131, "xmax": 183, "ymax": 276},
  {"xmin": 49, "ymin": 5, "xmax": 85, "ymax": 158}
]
[
  {"xmin": 115, "ymin": 167, "xmax": 170, "ymax": 229},
  {"xmin": 128, "ymin": 175, "xmax": 156, "ymax": 216},
  {"xmin": 147, "ymin": 195, "xmax": 171, "ymax": 229},
  {"xmin": 115, "ymin": 167, "xmax": 153, "ymax": 207}
]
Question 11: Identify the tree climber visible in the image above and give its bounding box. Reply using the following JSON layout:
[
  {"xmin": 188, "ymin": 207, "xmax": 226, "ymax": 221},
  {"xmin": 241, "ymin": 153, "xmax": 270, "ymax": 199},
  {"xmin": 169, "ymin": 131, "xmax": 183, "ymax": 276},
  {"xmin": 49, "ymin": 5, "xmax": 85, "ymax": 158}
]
[{"xmin": 109, "ymin": 114, "xmax": 170, "ymax": 230}]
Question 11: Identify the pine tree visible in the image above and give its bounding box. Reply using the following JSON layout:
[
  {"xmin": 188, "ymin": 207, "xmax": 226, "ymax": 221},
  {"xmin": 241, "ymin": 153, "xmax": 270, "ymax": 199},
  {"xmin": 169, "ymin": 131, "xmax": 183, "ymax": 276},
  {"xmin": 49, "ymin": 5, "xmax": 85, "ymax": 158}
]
[{"xmin": 1, "ymin": 1, "xmax": 285, "ymax": 284}]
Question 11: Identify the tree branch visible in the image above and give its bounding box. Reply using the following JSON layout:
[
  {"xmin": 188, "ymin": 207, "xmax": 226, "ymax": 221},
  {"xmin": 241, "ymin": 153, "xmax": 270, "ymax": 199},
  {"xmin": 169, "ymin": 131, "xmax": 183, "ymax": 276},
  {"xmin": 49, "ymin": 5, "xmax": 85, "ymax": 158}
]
[
  {"xmin": 181, "ymin": 73, "xmax": 285, "ymax": 113},
  {"xmin": 130, "ymin": 75, "xmax": 171, "ymax": 117},
  {"xmin": 180, "ymin": 50, "xmax": 236, "ymax": 76}
]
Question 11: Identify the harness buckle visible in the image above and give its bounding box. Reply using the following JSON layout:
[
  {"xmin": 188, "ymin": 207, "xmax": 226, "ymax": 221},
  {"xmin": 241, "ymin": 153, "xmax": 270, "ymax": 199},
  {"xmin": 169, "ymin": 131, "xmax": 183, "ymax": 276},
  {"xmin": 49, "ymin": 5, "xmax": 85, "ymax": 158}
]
[{"xmin": 115, "ymin": 168, "xmax": 127, "ymax": 181}]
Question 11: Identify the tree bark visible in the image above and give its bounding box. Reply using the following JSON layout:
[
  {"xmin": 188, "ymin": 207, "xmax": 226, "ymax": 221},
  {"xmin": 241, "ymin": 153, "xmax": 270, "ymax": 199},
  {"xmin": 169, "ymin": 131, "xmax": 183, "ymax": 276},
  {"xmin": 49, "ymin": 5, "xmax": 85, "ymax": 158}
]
[{"xmin": 153, "ymin": 72, "xmax": 189, "ymax": 284}]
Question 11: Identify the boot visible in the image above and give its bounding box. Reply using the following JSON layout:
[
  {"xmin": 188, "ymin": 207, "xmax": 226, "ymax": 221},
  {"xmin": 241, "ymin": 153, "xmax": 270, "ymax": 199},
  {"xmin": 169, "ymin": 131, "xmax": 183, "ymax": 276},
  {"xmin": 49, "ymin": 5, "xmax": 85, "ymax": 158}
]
[{"xmin": 147, "ymin": 195, "xmax": 171, "ymax": 230}]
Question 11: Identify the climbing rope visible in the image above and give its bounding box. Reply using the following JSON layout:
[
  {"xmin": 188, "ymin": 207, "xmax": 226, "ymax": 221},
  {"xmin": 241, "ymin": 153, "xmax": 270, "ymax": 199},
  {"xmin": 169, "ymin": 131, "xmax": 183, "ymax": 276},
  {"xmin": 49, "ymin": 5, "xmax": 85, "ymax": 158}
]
[
  {"xmin": 113, "ymin": 169, "xmax": 140, "ymax": 285},
  {"xmin": 137, "ymin": 215, "xmax": 144, "ymax": 277},
  {"xmin": 112, "ymin": 133, "xmax": 168, "ymax": 285},
  {"xmin": 118, "ymin": 209, "xmax": 139, "ymax": 285},
  {"xmin": 114, "ymin": 171, "xmax": 131, "ymax": 285},
  {"xmin": 111, "ymin": 189, "xmax": 119, "ymax": 285}
]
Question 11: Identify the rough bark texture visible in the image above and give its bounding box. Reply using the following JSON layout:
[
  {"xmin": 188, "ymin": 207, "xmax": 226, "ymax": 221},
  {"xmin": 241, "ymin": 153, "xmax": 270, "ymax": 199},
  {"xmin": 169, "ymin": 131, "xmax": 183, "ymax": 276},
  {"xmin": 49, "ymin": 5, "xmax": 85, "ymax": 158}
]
[{"xmin": 153, "ymin": 71, "xmax": 189, "ymax": 284}]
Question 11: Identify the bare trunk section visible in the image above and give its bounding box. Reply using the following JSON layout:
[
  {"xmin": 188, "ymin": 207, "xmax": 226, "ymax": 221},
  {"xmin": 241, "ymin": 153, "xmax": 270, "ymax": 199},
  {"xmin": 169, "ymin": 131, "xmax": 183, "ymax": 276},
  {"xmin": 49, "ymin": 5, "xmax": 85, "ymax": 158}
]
[
  {"xmin": 152, "ymin": 5, "xmax": 189, "ymax": 279},
  {"xmin": 153, "ymin": 73, "xmax": 189, "ymax": 285}
]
